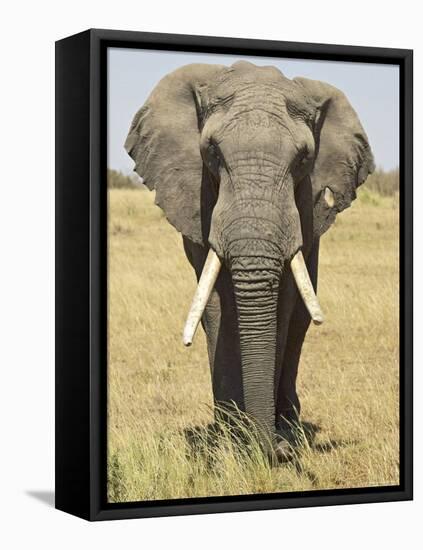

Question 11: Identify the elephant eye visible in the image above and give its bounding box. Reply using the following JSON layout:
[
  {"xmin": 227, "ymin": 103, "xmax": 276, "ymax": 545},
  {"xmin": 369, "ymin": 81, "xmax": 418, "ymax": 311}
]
[
  {"xmin": 206, "ymin": 140, "xmax": 223, "ymax": 176},
  {"xmin": 209, "ymin": 143, "xmax": 218, "ymax": 157},
  {"xmin": 208, "ymin": 141, "xmax": 221, "ymax": 159},
  {"xmin": 298, "ymin": 145, "xmax": 312, "ymax": 165},
  {"xmin": 292, "ymin": 144, "xmax": 313, "ymax": 182}
]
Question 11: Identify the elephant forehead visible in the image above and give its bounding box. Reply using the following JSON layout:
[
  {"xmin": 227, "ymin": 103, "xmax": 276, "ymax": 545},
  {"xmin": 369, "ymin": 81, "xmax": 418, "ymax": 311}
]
[
  {"xmin": 208, "ymin": 65, "xmax": 314, "ymax": 121},
  {"xmin": 211, "ymin": 69, "xmax": 288, "ymax": 100}
]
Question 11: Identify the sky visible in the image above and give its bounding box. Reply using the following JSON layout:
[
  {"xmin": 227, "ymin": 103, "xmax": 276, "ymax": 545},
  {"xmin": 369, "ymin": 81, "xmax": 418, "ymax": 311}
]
[{"xmin": 108, "ymin": 48, "xmax": 399, "ymax": 174}]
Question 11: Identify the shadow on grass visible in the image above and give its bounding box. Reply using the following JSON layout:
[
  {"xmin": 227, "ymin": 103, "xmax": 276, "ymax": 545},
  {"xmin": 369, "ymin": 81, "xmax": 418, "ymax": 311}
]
[
  {"xmin": 297, "ymin": 420, "xmax": 357, "ymax": 453},
  {"xmin": 184, "ymin": 423, "xmax": 222, "ymax": 449},
  {"xmin": 313, "ymin": 439, "xmax": 357, "ymax": 453},
  {"xmin": 289, "ymin": 420, "xmax": 358, "ymax": 485},
  {"xmin": 299, "ymin": 420, "xmax": 321, "ymax": 445},
  {"xmin": 183, "ymin": 418, "xmax": 356, "ymax": 475},
  {"xmin": 183, "ymin": 422, "xmax": 226, "ymax": 467}
]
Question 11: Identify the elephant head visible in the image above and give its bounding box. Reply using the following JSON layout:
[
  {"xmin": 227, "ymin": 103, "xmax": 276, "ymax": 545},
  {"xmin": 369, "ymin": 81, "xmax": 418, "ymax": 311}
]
[{"xmin": 125, "ymin": 61, "xmax": 374, "ymax": 448}]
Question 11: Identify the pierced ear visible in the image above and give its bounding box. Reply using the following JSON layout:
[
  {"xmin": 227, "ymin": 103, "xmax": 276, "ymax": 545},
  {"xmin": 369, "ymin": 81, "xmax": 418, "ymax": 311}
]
[
  {"xmin": 294, "ymin": 77, "xmax": 375, "ymax": 239},
  {"xmin": 125, "ymin": 64, "xmax": 226, "ymax": 245}
]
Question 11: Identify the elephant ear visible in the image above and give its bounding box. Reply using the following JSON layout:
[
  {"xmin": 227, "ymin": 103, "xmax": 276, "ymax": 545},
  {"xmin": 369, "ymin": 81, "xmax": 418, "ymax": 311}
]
[
  {"xmin": 125, "ymin": 64, "xmax": 226, "ymax": 245},
  {"xmin": 294, "ymin": 77, "xmax": 375, "ymax": 239}
]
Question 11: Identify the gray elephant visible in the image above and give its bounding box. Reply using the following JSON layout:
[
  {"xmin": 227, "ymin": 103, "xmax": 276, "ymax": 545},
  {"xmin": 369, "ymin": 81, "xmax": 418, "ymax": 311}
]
[{"xmin": 125, "ymin": 61, "xmax": 374, "ymax": 459}]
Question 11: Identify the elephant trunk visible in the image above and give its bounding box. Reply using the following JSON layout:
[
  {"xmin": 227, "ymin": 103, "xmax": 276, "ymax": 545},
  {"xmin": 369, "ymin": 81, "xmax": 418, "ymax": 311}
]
[
  {"xmin": 231, "ymin": 255, "xmax": 282, "ymax": 450},
  {"xmin": 182, "ymin": 247, "xmax": 324, "ymax": 347}
]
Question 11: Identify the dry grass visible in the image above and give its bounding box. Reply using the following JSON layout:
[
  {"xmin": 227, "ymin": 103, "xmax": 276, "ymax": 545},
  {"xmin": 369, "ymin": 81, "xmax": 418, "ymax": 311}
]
[
  {"xmin": 365, "ymin": 168, "xmax": 399, "ymax": 196},
  {"xmin": 107, "ymin": 185, "xmax": 399, "ymax": 503}
]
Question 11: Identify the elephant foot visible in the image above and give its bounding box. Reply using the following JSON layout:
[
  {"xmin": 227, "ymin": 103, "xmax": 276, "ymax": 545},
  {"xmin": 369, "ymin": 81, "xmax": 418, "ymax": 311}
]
[
  {"xmin": 273, "ymin": 427, "xmax": 298, "ymax": 463},
  {"xmin": 274, "ymin": 438, "xmax": 294, "ymax": 462}
]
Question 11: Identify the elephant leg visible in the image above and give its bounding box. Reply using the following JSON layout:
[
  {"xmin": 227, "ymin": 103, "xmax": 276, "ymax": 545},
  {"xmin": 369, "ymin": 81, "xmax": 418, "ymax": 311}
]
[
  {"xmin": 275, "ymin": 239, "xmax": 320, "ymax": 429},
  {"xmin": 182, "ymin": 238, "xmax": 244, "ymax": 415}
]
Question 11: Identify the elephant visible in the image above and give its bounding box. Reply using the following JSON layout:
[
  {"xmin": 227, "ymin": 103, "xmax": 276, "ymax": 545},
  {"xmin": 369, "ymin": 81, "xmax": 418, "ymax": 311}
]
[{"xmin": 124, "ymin": 60, "xmax": 374, "ymax": 459}]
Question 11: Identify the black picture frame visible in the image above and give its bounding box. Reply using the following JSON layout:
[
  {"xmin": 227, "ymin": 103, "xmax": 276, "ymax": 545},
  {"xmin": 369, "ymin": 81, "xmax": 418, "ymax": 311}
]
[{"xmin": 55, "ymin": 28, "xmax": 413, "ymax": 521}]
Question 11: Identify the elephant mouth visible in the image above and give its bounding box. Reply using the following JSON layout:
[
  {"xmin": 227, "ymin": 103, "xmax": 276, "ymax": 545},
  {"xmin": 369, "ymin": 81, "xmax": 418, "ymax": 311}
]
[{"xmin": 182, "ymin": 247, "xmax": 323, "ymax": 347}]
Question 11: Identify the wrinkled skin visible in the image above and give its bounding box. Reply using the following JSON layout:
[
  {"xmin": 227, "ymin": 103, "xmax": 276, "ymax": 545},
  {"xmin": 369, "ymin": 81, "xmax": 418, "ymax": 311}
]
[{"xmin": 125, "ymin": 61, "xmax": 374, "ymax": 458}]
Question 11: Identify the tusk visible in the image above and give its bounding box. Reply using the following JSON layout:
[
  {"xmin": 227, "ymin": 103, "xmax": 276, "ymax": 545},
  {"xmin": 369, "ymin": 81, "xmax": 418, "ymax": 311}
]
[
  {"xmin": 291, "ymin": 250, "xmax": 324, "ymax": 325},
  {"xmin": 183, "ymin": 249, "xmax": 221, "ymax": 346},
  {"xmin": 324, "ymin": 187, "xmax": 335, "ymax": 208}
]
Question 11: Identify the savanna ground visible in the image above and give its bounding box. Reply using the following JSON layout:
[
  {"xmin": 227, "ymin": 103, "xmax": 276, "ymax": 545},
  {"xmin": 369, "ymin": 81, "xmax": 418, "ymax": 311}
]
[{"xmin": 107, "ymin": 181, "xmax": 399, "ymax": 503}]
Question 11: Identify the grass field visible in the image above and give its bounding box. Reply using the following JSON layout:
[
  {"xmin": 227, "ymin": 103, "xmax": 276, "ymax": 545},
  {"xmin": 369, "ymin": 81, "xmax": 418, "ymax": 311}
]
[{"xmin": 107, "ymin": 186, "xmax": 399, "ymax": 503}]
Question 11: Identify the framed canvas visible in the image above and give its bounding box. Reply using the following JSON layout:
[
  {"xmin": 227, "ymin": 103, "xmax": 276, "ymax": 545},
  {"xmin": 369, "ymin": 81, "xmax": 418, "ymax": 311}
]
[{"xmin": 55, "ymin": 29, "xmax": 413, "ymax": 521}]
